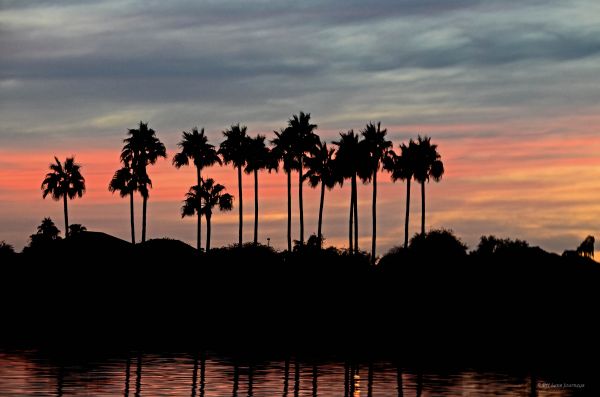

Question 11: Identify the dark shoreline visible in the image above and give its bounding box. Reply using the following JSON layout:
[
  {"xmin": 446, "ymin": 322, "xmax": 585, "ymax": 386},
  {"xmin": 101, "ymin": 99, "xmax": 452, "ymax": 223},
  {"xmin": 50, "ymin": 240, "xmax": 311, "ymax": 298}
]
[{"xmin": 1, "ymin": 232, "xmax": 599, "ymax": 377}]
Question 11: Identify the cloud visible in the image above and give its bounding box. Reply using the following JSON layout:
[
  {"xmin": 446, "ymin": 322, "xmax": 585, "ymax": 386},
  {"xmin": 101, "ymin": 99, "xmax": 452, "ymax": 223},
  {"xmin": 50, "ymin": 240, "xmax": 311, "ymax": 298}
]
[{"xmin": 1, "ymin": 0, "xmax": 600, "ymax": 253}]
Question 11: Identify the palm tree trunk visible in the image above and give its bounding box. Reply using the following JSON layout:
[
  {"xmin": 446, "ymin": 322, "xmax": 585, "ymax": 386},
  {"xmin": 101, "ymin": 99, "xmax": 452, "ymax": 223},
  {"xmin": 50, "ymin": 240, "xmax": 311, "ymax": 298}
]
[
  {"xmin": 298, "ymin": 159, "xmax": 304, "ymax": 245},
  {"xmin": 197, "ymin": 167, "xmax": 202, "ymax": 252},
  {"xmin": 287, "ymin": 170, "xmax": 292, "ymax": 252},
  {"xmin": 317, "ymin": 181, "xmax": 325, "ymax": 243},
  {"xmin": 421, "ymin": 181, "xmax": 425, "ymax": 236},
  {"xmin": 254, "ymin": 169, "xmax": 259, "ymax": 245},
  {"xmin": 129, "ymin": 191, "xmax": 135, "ymax": 244},
  {"xmin": 353, "ymin": 174, "xmax": 358, "ymax": 254},
  {"xmin": 206, "ymin": 213, "xmax": 212, "ymax": 252},
  {"xmin": 142, "ymin": 194, "xmax": 147, "ymax": 243},
  {"xmin": 237, "ymin": 165, "xmax": 243, "ymax": 246},
  {"xmin": 63, "ymin": 195, "xmax": 69, "ymax": 238},
  {"xmin": 371, "ymin": 170, "xmax": 377, "ymax": 265},
  {"xmin": 404, "ymin": 178, "xmax": 411, "ymax": 249},
  {"xmin": 349, "ymin": 184, "xmax": 353, "ymax": 252}
]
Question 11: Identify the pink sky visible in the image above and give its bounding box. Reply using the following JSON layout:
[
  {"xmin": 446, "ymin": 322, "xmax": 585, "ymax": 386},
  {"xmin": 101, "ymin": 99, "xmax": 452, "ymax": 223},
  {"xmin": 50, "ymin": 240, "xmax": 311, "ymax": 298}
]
[{"xmin": 2, "ymin": 113, "xmax": 599, "ymax": 255}]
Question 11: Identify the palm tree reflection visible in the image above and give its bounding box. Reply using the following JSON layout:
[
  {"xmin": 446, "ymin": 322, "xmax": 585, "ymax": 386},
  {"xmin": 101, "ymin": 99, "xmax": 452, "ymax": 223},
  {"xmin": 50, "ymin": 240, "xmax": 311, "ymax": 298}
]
[
  {"xmin": 124, "ymin": 356, "xmax": 131, "ymax": 397},
  {"xmin": 134, "ymin": 354, "xmax": 142, "ymax": 397}
]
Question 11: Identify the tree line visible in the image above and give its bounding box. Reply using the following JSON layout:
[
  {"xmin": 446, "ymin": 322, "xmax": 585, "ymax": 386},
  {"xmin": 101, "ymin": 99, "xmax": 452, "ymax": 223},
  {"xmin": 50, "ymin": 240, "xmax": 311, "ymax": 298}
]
[{"xmin": 40, "ymin": 112, "xmax": 444, "ymax": 264}]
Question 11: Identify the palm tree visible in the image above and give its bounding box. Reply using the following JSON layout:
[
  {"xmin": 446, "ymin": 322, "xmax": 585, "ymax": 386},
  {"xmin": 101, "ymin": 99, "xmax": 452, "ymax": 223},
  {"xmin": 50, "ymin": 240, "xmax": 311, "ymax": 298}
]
[
  {"xmin": 288, "ymin": 112, "xmax": 318, "ymax": 245},
  {"xmin": 304, "ymin": 139, "xmax": 341, "ymax": 244},
  {"xmin": 181, "ymin": 178, "xmax": 233, "ymax": 251},
  {"xmin": 120, "ymin": 121, "xmax": 166, "ymax": 243},
  {"xmin": 271, "ymin": 127, "xmax": 298, "ymax": 252},
  {"xmin": 173, "ymin": 127, "xmax": 222, "ymax": 251},
  {"xmin": 219, "ymin": 124, "xmax": 248, "ymax": 246},
  {"xmin": 68, "ymin": 224, "xmax": 87, "ymax": 235},
  {"xmin": 245, "ymin": 134, "xmax": 278, "ymax": 245},
  {"xmin": 28, "ymin": 217, "xmax": 61, "ymax": 249},
  {"xmin": 333, "ymin": 130, "xmax": 361, "ymax": 253},
  {"xmin": 414, "ymin": 136, "xmax": 444, "ymax": 235},
  {"xmin": 360, "ymin": 122, "xmax": 392, "ymax": 264},
  {"xmin": 384, "ymin": 139, "xmax": 417, "ymax": 249},
  {"xmin": 108, "ymin": 163, "xmax": 138, "ymax": 244},
  {"xmin": 36, "ymin": 217, "xmax": 61, "ymax": 240},
  {"xmin": 41, "ymin": 156, "xmax": 86, "ymax": 238}
]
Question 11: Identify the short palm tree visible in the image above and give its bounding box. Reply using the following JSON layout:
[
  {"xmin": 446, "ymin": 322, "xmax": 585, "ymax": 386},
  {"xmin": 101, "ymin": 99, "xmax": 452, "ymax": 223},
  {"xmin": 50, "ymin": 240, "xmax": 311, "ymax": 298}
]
[
  {"xmin": 360, "ymin": 122, "xmax": 392, "ymax": 264},
  {"xmin": 109, "ymin": 163, "xmax": 138, "ymax": 244},
  {"xmin": 120, "ymin": 121, "xmax": 167, "ymax": 243},
  {"xmin": 173, "ymin": 127, "xmax": 222, "ymax": 251},
  {"xmin": 37, "ymin": 217, "xmax": 61, "ymax": 240},
  {"xmin": 29, "ymin": 217, "xmax": 61, "ymax": 248},
  {"xmin": 245, "ymin": 134, "xmax": 278, "ymax": 245},
  {"xmin": 305, "ymin": 139, "xmax": 341, "ymax": 244},
  {"xmin": 414, "ymin": 136, "xmax": 444, "ymax": 235},
  {"xmin": 219, "ymin": 124, "xmax": 248, "ymax": 246},
  {"xmin": 181, "ymin": 178, "xmax": 233, "ymax": 252},
  {"xmin": 68, "ymin": 224, "xmax": 87, "ymax": 235},
  {"xmin": 383, "ymin": 139, "xmax": 417, "ymax": 249},
  {"xmin": 271, "ymin": 127, "xmax": 299, "ymax": 252},
  {"xmin": 333, "ymin": 130, "xmax": 361, "ymax": 253},
  {"xmin": 41, "ymin": 156, "xmax": 86, "ymax": 237},
  {"xmin": 288, "ymin": 112, "xmax": 318, "ymax": 245}
]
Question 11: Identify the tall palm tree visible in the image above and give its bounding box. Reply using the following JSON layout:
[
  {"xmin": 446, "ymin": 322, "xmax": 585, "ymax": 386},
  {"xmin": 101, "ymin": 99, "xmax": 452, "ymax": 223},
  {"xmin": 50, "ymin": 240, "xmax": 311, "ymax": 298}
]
[
  {"xmin": 245, "ymin": 134, "xmax": 278, "ymax": 245},
  {"xmin": 304, "ymin": 139, "xmax": 341, "ymax": 244},
  {"xmin": 173, "ymin": 127, "xmax": 222, "ymax": 251},
  {"xmin": 271, "ymin": 127, "xmax": 298, "ymax": 252},
  {"xmin": 333, "ymin": 130, "xmax": 361, "ymax": 253},
  {"xmin": 360, "ymin": 122, "xmax": 392, "ymax": 264},
  {"xmin": 182, "ymin": 178, "xmax": 233, "ymax": 252},
  {"xmin": 41, "ymin": 156, "xmax": 86, "ymax": 238},
  {"xmin": 108, "ymin": 162, "xmax": 138, "ymax": 244},
  {"xmin": 219, "ymin": 124, "xmax": 248, "ymax": 246},
  {"xmin": 288, "ymin": 111, "xmax": 318, "ymax": 245},
  {"xmin": 414, "ymin": 136, "xmax": 444, "ymax": 235},
  {"xmin": 383, "ymin": 139, "xmax": 417, "ymax": 249},
  {"xmin": 120, "ymin": 121, "xmax": 166, "ymax": 243}
]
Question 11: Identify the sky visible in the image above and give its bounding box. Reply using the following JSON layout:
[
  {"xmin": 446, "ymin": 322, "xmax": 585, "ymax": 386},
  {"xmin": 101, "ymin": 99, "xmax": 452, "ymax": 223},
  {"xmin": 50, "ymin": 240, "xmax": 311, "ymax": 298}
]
[{"xmin": 1, "ymin": 0, "xmax": 600, "ymax": 254}]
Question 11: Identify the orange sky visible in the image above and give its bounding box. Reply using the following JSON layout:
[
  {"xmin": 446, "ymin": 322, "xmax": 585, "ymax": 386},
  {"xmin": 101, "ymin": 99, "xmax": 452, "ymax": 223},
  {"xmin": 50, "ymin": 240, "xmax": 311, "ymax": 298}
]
[
  {"xmin": 2, "ymin": 0, "xmax": 600, "ymax": 255},
  {"xmin": 2, "ymin": 113, "xmax": 600, "ymax": 255}
]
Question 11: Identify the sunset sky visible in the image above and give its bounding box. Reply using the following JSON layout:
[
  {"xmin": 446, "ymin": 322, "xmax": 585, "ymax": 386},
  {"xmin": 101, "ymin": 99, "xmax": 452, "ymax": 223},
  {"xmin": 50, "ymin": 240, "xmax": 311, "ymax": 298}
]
[{"xmin": 1, "ymin": 0, "xmax": 599, "ymax": 254}]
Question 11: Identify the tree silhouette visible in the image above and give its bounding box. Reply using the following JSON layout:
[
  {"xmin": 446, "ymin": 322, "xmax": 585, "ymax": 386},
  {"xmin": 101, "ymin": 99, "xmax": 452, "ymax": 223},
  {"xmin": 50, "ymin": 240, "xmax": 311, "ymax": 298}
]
[
  {"xmin": 108, "ymin": 162, "xmax": 141, "ymax": 244},
  {"xmin": 384, "ymin": 139, "xmax": 417, "ymax": 248},
  {"xmin": 305, "ymin": 139, "xmax": 341, "ymax": 244},
  {"xmin": 360, "ymin": 122, "xmax": 392, "ymax": 264},
  {"xmin": 0, "ymin": 241, "xmax": 15, "ymax": 257},
  {"xmin": 173, "ymin": 127, "xmax": 222, "ymax": 251},
  {"xmin": 333, "ymin": 130, "xmax": 362, "ymax": 253},
  {"xmin": 245, "ymin": 134, "xmax": 278, "ymax": 245},
  {"xmin": 271, "ymin": 127, "xmax": 299, "ymax": 252},
  {"xmin": 288, "ymin": 112, "xmax": 318, "ymax": 246},
  {"xmin": 413, "ymin": 136, "xmax": 444, "ymax": 235},
  {"xmin": 28, "ymin": 217, "xmax": 61, "ymax": 248},
  {"xmin": 68, "ymin": 224, "xmax": 87, "ymax": 235},
  {"xmin": 121, "ymin": 121, "xmax": 167, "ymax": 243},
  {"xmin": 181, "ymin": 178, "xmax": 233, "ymax": 251},
  {"xmin": 219, "ymin": 124, "xmax": 248, "ymax": 246},
  {"xmin": 41, "ymin": 156, "xmax": 86, "ymax": 238}
]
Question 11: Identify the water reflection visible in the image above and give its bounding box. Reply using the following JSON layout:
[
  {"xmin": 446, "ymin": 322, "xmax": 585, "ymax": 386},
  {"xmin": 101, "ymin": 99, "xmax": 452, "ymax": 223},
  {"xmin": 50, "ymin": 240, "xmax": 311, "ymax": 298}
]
[
  {"xmin": 0, "ymin": 350, "xmax": 576, "ymax": 396},
  {"xmin": 134, "ymin": 354, "xmax": 142, "ymax": 397},
  {"xmin": 124, "ymin": 356, "xmax": 131, "ymax": 397}
]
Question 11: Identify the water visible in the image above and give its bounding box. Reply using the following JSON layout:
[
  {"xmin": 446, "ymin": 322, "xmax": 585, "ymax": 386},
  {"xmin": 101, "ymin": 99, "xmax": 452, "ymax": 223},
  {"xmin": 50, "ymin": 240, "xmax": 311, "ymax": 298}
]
[{"xmin": 0, "ymin": 350, "xmax": 579, "ymax": 396}]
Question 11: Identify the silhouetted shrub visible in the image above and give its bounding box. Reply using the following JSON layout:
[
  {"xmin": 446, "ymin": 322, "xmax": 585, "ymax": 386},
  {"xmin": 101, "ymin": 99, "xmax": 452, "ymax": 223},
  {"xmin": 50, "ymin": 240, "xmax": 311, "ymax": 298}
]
[
  {"xmin": 0, "ymin": 241, "xmax": 15, "ymax": 260},
  {"xmin": 471, "ymin": 235, "xmax": 529, "ymax": 257},
  {"xmin": 409, "ymin": 229, "xmax": 468, "ymax": 259}
]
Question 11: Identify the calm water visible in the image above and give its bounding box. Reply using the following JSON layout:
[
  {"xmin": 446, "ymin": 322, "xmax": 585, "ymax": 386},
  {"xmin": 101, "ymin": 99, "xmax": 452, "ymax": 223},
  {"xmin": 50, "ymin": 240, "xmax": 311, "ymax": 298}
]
[{"xmin": 0, "ymin": 350, "xmax": 580, "ymax": 396}]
